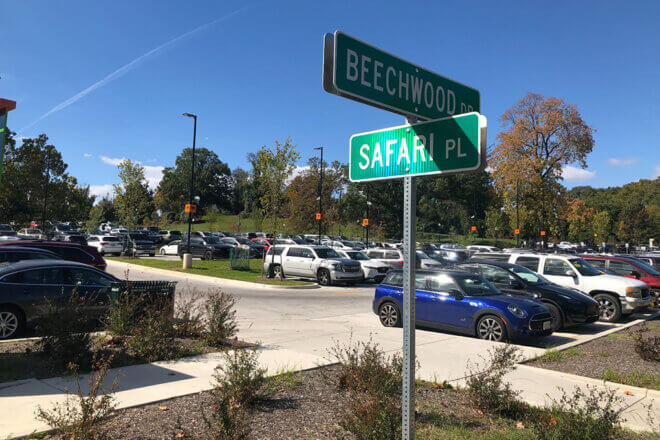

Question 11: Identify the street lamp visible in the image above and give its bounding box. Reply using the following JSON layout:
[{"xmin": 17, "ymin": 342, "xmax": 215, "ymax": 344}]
[
  {"xmin": 182, "ymin": 112, "xmax": 197, "ymax": 269},
  {"xmin": 314, "ymin": 146, "xmax": 324, "ymax": 245}
]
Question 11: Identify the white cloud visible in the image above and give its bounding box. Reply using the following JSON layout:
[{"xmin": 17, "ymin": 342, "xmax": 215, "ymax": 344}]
[
  {"xmin": 83, "ymin": 153, "xmax": 92, "ymax": 158},
  {"xmin": 286, "ymin": 166, "xmax": 310, "ymax": 184},
  {"xmin": 89, "ymin": 184, "xmax": 114, "ymax": 200},
  {"xmin": 608, "ymin": 157, "xmax": 638, "ymax": 167},
  {"xmin": 100, "ymin": 156, "xmax": 164, "ymax": 189},
  {"xmin": 653, "ymin": 164, "xmax": 660, "ymax": 179},
  {"xmin": 100, "ymin": 155, "xmax": 126, "ymax": 166},
  {"xmin": 562, "ymin": 166, "xmax": 596, "ymax": 182}
]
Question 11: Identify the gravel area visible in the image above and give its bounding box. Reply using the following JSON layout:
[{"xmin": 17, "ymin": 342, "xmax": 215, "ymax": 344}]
[{"xmin": 528, "ymin": 319, "xmax": 659, "ymax": 389}]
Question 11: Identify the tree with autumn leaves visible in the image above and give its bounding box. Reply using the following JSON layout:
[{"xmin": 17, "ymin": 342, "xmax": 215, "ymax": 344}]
[{"xmin": 490, "ymin": 93, "xmax": 594, "ymax": 243}]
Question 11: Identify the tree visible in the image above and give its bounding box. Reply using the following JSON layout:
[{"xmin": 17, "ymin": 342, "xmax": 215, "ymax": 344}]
[
  {"xmin": 0, "ymin": 131, "xmax": 95, "ymax": 225},
  {"xmin": 155, "ymin": 148, "xmax": 232, "ymax": 220},
  {"xmin": 617, "ymin": 204, "xmax": 657, "ymax": 244},
  {"xmin": 485, "ymin": 207, "xmax": 510, "ymax": 238},
  {"xmin": 247, "ymin": 138, "xmax": 300, "ymax": 233},
  {"xmin": 113, "ymin": 160, "xmax": 154, "ymax": 227},
  {"xmin": 566, "ymin": 199, "xmax": 594, "ymax": 243},
  {"xmin": 87, "ymin": 198, "xmax": 116, "ymax": 232},
  {"xmin": 490, "ymin": 93, "xmax": 594, "ymax": 242}
]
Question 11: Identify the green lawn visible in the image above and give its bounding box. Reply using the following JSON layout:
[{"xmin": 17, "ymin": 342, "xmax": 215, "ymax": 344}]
[{"xmin": 107, "ymin": 257, "xmax": 313, "ymax": 286}]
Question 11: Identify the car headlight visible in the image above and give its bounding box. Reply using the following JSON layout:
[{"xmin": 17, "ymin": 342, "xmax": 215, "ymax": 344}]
[
  {"xmin": 330, "ymin": 263, "xmax": 341, "ymax": 270},
  {"xmin": 625, "ymin": 287, "xmax": 641, "ymax": 298},
  {"xmin": 507, "ymin": 304, "xmax": 527, "ymax": 318}
]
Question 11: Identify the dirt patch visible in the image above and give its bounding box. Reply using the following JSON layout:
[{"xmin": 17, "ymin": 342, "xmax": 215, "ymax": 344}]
[{"xmin": 528, "ymin": 319, "xmax": 660, "ymax": 390}]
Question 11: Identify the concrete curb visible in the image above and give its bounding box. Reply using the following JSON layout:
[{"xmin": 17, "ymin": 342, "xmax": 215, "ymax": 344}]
[{"xmin": 106, "ymin": 259, "xmax": 318, "ymax": 290}]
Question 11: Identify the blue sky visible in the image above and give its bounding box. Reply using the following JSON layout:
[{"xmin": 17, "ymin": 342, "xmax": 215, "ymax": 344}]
[{"xmin": 2, "ymin": 0, "xmax": 659, "ymax": 199}]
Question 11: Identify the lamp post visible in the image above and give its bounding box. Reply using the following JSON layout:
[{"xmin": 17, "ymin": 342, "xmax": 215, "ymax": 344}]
[
  {"xmin": 182, "ymin": 112, "xmax": 197, "ymax": 269},
  {"xmin": 314, "ymin": 146, "xmax": 324, "ymax": 245},
  {"xmin": 516, "ymin": 179, "xmax": 520, "ymax": 247}
]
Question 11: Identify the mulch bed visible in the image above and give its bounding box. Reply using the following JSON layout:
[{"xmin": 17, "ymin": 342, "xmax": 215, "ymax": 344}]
[{"xmin": 528, "ymin": 319, "xmax": 659, "ymax": 389}]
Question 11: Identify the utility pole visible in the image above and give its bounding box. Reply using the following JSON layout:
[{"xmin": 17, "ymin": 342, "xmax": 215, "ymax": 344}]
[
  {"xmin": 315, "ymin": 146, "xmax": 324, "ymax": 245},
  {"xmin": 182, "ymin": 113, "xmax": 197, "ymax": 269}
]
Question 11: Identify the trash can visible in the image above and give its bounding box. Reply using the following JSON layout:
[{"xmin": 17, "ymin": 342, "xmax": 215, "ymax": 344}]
[{"xmin": 110, "ymin": 280, "xmax": 177, "ymax": 315}]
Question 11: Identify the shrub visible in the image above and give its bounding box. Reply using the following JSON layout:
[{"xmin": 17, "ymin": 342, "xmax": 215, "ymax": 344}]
[
  {"xmin": 328, "ymin": 338, "xmax": 403, "ymax": 440},
  {"xmin": 174, "ymin": 294, "xmax": 205, "ymax": 338},
  {"xmin": 213, "ymin": 348, "xmax": 269, "ymax": 407},
  {"xmin": 465, "ymin": 344, "xmax": 527, "ymax": 419},
  {"xmin": 126, "ymin": 296, "xmax": 178, "ymax": 362},
  {"xmin": 533, "ymin": 386, "xmax": 625, "ymax": 440},
  {"xmin": 36, "ymin": 354, "xmax": 118, "ymax": 440},
  {"xmin": 199, "ymin": 394, "xmax": 250, "ymax": 440},
  {"xmin": 103, "ymin": 289, "xmax": 140, "ymax": 338},
  {"xmin": 35, "ymin": 290, "xmax": 95, "ymax": 369},
  {"xmin": 203, "ymin": 291, "xmax": 238, "ymax": 348},
  {"xmin": 631, "ymin": 323, "xmax": 660, "ymax": 362}
]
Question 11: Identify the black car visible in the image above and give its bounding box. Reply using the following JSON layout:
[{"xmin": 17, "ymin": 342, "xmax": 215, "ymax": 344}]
[
  {"xmin": 0, "ymin": 260, "xmax": 119, "ymax": 339},
  {"xmin": 0, "ymin": 246, "xmax": 61, "ymax": 263},
  {"xmin": 123, "ymin": 233, "xmax": 157, "ymax": 256},
  {"xmin": 178, "ymin": 235, "xmax": 233, "ymax": 260},
  {"xmin": 458, "ymin": 261, "xmax": 600, "ymax": 331}
]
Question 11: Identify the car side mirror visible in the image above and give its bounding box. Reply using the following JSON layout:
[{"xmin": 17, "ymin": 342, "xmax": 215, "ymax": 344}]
[
  {"xmin": 630, "ymin": 270, "xmax": 641, "ymax": 279},
  {"xmin": 565, "ymin": 269, "xmax": 577, "ymax": 278},
  {"xmin": 511, "ymin": 279, "xmax": 524, "ymax": 289},
  {"xmin": 449, "ymin": 289, "xmax": 464, "ymax": 300}
]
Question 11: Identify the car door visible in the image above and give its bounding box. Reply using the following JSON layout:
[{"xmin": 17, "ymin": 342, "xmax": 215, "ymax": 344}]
[
  {"xmin": 298, "ymin": 248, "xmax": 316, "ymax": 277},
  {"xmin": 282, "ymin": 247, "xmax": 303, "ymax": 275},
  {"xmin": 64, "ymin": 267, "xmax": 114, "ymax": 317},
  {"xmin": 477, "ymin": 265, "xmax": 532, "ymax": 297},
  {"xmin": 3, "ymin": 268, "xmax": 67, "ymax": 311},
  {"xmin": 419, "ymin": 273, "xmax": 473, "ymax": 330},
  {"xmin": 542, "ymin": 258, "xmax": 580, "ymax": 288},
  {"xmin": 512, "ymin": 256, "xmax": 541, "ymax": 272}
]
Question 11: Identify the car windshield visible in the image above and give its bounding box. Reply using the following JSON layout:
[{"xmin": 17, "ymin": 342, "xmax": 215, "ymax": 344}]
[
  {"xmin": 57, "ymin": 224, "xmax": 71, "ymax": 231},
  {"xmin": 508, "ymin": 265, "xmax": 549, "ymax": 285},
  {"xmin": 0, "ymin": 225, "xmax": 12, "ymax": 231},
  {"xmin": 454, "ymin": 274, "xmax": 500, "ymax": 296},
  {"xmin": 346, "ymin": 251, "xmax": 370, "ymax": 261},
  {"xmin": 204, "ymin": 236, "xmax": 220, "ymax": 244},
  {"xmin": 624, "ymin": 259, "xmax": 660, "ymax": 276},
  {"xmin": 129, "ymin": 233, "xmax": 148, "ymax": 240},
  {"xmin": 315, "ymin": 248, "xmax": 340, "ymax": 258},
  {"xmin": 569, "ymin": 258, "xmax": 602, "ymax": 276}
]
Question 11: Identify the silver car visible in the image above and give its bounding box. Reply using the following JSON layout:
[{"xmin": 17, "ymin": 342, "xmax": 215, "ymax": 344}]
[{"xmin": 365, "ymin": 248, "xmax": 443, "ymax": 270}]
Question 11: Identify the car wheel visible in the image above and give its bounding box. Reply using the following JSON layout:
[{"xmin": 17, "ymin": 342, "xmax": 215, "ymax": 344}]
[
  {"xmin": 317, "ymin": 269, "xmax": 332, "ymax": 286},
  {"xmin": 476, "ymin": 315, "xmax": 507, "ymax": 342},
  {"xmin": 204, "ymin": 250, "xmax": 213, "ymax": 261},
  {"xmin": 160, "ymin": 249, "xmax": 166, "ymax": 256},
  {"xmin": 149, "ymin": 253, "xmax": 155, "ymax": 257},
  {"xmin": 272, "ymin": 264, "xmax": 284, "ymax": 279},
  {"xmin": 545, "ymin": 303, "xmax": 563, "ymax": 331},
  {"xmin": 593, "ymin": 293, "xmax": 621, "ymax": 322},
  {"xmin": 0, "ymin": 306, "xmax": 24, "ymax": 340},
  {"xmin": 378, "ymin": 302, "xmax": 401, "ymax": 327}
]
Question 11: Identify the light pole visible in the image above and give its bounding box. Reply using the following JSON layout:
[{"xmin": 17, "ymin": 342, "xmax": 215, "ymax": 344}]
[
  {"xmin": 182, "ymin": 112, "xmax": 197, "ymax": 269},
  {"xmin": 516, "ymin": 179, "xmax": 520, "ymax": 247},
  {"xmin": 41, "ymin": 148, "xmax": 51, "ymax": 235},
  {"xmin": 314, "ymin": 146, "xmax": 323, "ymax": 245}
]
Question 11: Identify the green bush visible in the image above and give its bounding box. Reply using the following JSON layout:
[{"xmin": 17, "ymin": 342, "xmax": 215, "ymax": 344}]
[
  {"xmin": 631, "ymin": 323, "xmax": 659, "ymax": 362},
  {"xmin": 35, "ymin": 290, "xmax": 95, "ymax": 369},
  {"xmin": 174, "ymin": 294, "xmax": 205, "ymax": 338},
  {"xmin": 203, "ymin": 290, "xmax": 238, "ymax": 348},
  {"xmin": 126, "ymin": 297, "xmax": 179, "ymax": 362},
  {"xmin": 198, "ymin": 394, "xmax": 250, "ymax": 440},
  {"xmin": 465, "ymin": 345, "xmax": 527, "ymax": 419},
  {"xmin": 36, "ymin": 354, "xmax": 118, "ymax": 440},
  {"xmin": 213, "ymin": 348, "xmax": 269, "ymax": 407},
  {"xmin": 103, "ymin": 289, "xmax": 140, "ymax": 338},
  {"xmin": 533, "ymin": 386, "xmax": 625, "ymax": 440}
]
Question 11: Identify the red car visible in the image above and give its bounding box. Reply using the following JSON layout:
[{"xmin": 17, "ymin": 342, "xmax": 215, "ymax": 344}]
[
  {"xmin": 581, "ymin": 255, "xmax": 660, "ymax": 306},
  {"xmin": 250, "ymin": 238, "xmax": 272, "ymax": 252},
  {"xmin": 0, "ymin": 240, "xmax": 107, "ymax": 271}
]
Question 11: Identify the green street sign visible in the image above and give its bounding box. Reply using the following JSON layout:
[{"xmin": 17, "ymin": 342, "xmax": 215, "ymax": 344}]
[
  {"xmin": 349, "ymin": 112, "xmax": 486, "ymax": 182},
  {"xmin": 324, "ymin": 31, "xmax": 480, "ymax": 120}
]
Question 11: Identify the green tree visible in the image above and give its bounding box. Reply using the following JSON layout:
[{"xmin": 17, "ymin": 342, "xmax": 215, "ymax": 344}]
[
  {"xmin": 113, "ymin": 160, "xmax": 154, "ymax": 227},
  {"xmin": 155, "ymin": 147, "xmax": 232, "ymax": 220},
  {"xmin": 485, "ymin": 207, "xmax": 510, "ymax": 238},
  {"xmin": 86, "ymin": 198, "xmax": 116, "ymax": 232}
]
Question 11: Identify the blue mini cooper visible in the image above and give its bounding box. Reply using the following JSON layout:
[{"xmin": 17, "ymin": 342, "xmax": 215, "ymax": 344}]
[{"xmin": 373, "ymin": 270, "xmax": 553, "ymax": 342}]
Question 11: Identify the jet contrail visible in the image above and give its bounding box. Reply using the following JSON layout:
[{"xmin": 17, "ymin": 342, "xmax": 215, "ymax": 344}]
[{"xmin": 20, "ymin": 6, "xmax": 248, "ymax": 132}]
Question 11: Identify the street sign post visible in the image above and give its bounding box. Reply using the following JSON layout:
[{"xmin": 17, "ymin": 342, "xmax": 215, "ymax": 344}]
[
  {"xmin": 323, "ymin": 31, "xmax": 484, "ymax": 440},
  {"xmin": 185, "ymin": 204, "xmax": 197, "ymax": 214},
  {"xmin": 316, "ymin": 213, "xmax": 322, "ymax": 220},
  {"xmin": 349, "ymin": 112, "xmax": 486, "ymax": 182},
  {"xmin": 324, "ymin": 31, "xmax": 480, "ymax": 121}
]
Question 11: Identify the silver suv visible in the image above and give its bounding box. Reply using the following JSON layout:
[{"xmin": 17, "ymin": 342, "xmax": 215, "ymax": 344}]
[
  {"xmin": 263, "ymin": 245, "xmax": 363, "ymax": 286},
  {"xmin": 365, "ymin": 248, "xmax": 443, "ymax": 270}
]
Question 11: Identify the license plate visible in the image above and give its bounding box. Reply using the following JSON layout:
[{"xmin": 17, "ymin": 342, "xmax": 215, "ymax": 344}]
[{"xmin": 543, "ymin": 321, "xmax": 552, "ymax": 330}]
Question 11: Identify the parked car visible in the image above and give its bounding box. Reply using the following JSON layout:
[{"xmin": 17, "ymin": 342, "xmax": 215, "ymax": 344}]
[
  {"xmin": 159, "ymin": 240, "xmax": 180, "ymax": 256},
  {"xmin": 504, "ymin": 253, "xmax": 651, "ymax": 322},
  {"xmin": 629, "ymin": 254, "xmax": 660, "ymax": 270},
  {"xmin": 458, "ymin": 261, "xmax": 599, "ymax": 331},
  {"xmin": 334, "ymin": 249, "xmax": 389, "ymax": 283},
  {"xmin": 17, "ymin": 228, "xmax": 43, "ymax": 240},
  {"xmin": 220, "ymin": 236, "xmax": 266, "ymax": 258},
  {"xmin": 581, "ymin": 255, "xmax": 660, "ymax": 306},
  {"xmin": 178, "ymin": 235, "xmax": 233, "ymax": 260},
  {"xmin": 86, "ymin": 235, "xmax": 123, "ymax": 256},
  {"xmin": 263, "ymin": 245, "xmax": 363, "ymax": 286},
  {"xmin": 0, "ymin": 240, "xmax": 106, "ymax": 271},
  {"xmin": 251, "ymin": 237, "xmax": 273, "ymax": 252},
  {"xmin": 110, "ymin": 227, "xmax": 129, "ymax": 235},
  {"xmin": 158, "ymin": 230, "xmax": 182, "ymax": 244},
  {"xmin": 0, "ymin": 224, "xmax": 18, "ymax": 240},
  {"xmin": 365, "ymin": 248, "xmax": 443, "ymax": 270},
  {"xmin": 122, "ymin": 233, "xmax": 157, "ymax": 257},
  {"xmin": 374, "ymin": 270, "xmax": 553, "ymax": 341},
  {"xmin": 0, "ymin": 260, "xmax": 120, "ymax": 339},
  {"xmin": 467, "ymin": 245, "xmax": 503, "ymax": 253},
  {"xmin": 0, "ymin": 246, "xmax": 61, "ymax": 264},
  {"xmin": 54, "ymin": 233, "xmax": 88, "ymax": 245}
]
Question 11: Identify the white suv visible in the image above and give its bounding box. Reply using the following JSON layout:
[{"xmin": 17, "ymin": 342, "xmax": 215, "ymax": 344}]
[
  {"xmin": 263, "ymin": 245, "xmax": 363, "ymax": 286},
  {"xmin": 334, "ymin": 249, "xmax": 389, "ymax": 283},
  {"xmin": 506, "ymin": 253, "xmax": 651, "ymax": 322},
  {"xmin": 365, "ymin": 248, "xmax": 443, "ymax": 270},
  {"xmin": 86, "ymin": 235, "xmax": 123, "ymax": 256}
]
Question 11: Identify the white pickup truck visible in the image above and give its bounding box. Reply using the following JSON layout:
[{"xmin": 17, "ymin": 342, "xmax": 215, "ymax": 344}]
[{"xmin": 505, "ymin": 253, "xmax": 651, "ymax": 322}]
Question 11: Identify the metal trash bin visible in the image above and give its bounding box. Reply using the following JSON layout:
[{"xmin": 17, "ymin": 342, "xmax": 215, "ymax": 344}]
[{"xmin": 110, "ymin": 280, "xmax": 178, "ymax": 315}]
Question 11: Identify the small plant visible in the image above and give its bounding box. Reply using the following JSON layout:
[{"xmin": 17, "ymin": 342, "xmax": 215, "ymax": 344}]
[
  {"xmin": 539, "ymin": 347, "xmax": 580, "ymax": 363},
  {"xmin": 35, "ymin": 290, "xmax": 95, "ymax": 369},
  {"xmin": 199, "ymin": 394, "xmax": 250, "ymax": 440},
  {"xmin": 36, "ymin": 354, "xmax": 118, "ymax": 440},
  {"xmin": 328, "ymin": 337, "xmax": 403, "ymax": 440},
  {"xmin": 203, "ymin": 290, "xmax": 238, "ymax": 347},
  {"xmin": 213, "ymin": 348, "xmax": 269, "ymax": 406},
  {"xmin": 532, "ymin": 386, "xmax": 625, "ymax": 440},
  {"xmin": 601, "ymin": 369, "xmax": 660, "ymax": 390},
  {"xmin": 126, "ymin": 296, "xmax": 179, "ymax": 362},
  {"xmin": 269, "ymin": 365, "xmax": 303, "ymax": 390},
  {"xmin": 103, "ymin": 288, "xmax": 140, "ymax": 337},
  {"xmin": 465, "ymin": 344, "xmax": 527, "ymax": 419},
  {"xmin": 174, "ymin": 294, "xmax": 205, "ymax": 338},
  {"xmin": 631, "ymin": 323, "xmax": 659, "ymax": 362}
]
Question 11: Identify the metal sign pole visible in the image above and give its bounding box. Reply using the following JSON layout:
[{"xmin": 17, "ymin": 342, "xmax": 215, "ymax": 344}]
[{"xmin": 402, "ymin": 118, "xmax": 417, "ymax": 440}]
